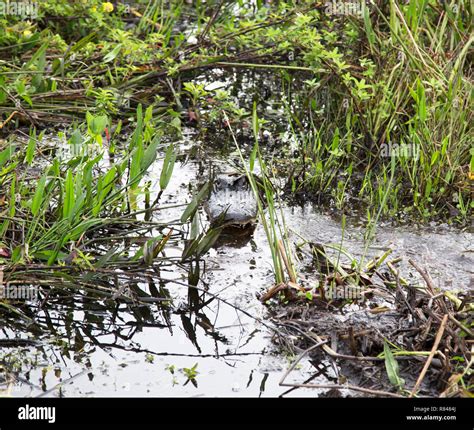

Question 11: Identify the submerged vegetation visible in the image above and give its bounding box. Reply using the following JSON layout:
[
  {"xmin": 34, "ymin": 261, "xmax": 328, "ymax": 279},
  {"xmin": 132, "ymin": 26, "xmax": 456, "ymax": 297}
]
[{"xmin": 0, "ymin": 1, "xmax": 472, "ymax": 398}]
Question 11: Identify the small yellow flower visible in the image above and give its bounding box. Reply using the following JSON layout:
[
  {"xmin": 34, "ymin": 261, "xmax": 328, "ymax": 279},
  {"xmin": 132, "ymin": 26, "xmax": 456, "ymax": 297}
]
[
  {"xmin": 90, "ymin": 6, "xmax": 97, "ymax": 13},
  {"xmin": 102, "ymin": 2, "xmax": 114, "ymax": 13},
  {"xmin": 23, "ymin": 30, "xmax": 32, "ymax": 38}
]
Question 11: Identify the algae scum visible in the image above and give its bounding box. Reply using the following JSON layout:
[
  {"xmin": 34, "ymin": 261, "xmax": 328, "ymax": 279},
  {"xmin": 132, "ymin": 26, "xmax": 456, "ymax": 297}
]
[{"xmin": 0, "ymin": 1, "xmax": 473, "ymax": 397}]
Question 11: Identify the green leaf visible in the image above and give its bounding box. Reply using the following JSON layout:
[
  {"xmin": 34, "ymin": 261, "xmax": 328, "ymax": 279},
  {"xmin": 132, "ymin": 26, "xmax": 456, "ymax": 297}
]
[
  {"xmin": 180, "ymin": 182, "xmax": 210, "ymax": 223},
  {"xmin": 31, "ymin": 46, "xmax": 46, "ymax": 92},
  {"xmin": 249, "ymin": 142, "xmax": 258, "ymax": 172},
  {"xmin": 25, "ymin": 134, "xmax": 36, "ymax": 165},
  {"xmin": 196, "ymin": 228, "xmax": 221, "ymax": 257},
  {"xmin": 424, "ymin": 178, "xmax": 432, "ymax": 199},
  {"xmin": 31, "ymin": 174, "xmax": 47, "ymax": 216},
  {"xmin": 0, "ymin": 144, "xmax": 15, "ymax": 169},
  {"xmin": 87, "ymin": 113, "xmax": 108, "ymax": 137},
  {"xmin": 67, "ymin": 219, "xmax": 102, "ymax": 242},
  {"xmin": 0, "ymin": 174, "xmax": 16, "ymax": 237},
  {"xmin": 0, "ymin": 75, "xmax": 7, "ymax": 104},
  {"xmin": 430, "ymin": 150, "xmax": 440, "ymax": 167},
  {"xmin": 93, "ymin": 166, "xmax": 116, "ymax": 215},
  {"xmin": 331, "ymin": 128, "xmax": 340, "ymax": 151},
  {"xmin": 25, "ymin": 42, "xmax": 48, "ymax": 69},
  {"xmin": 141, "ymin": 136, "xmax": 160, "ymax": 173},
  {"xmin": 129, "ymin": 140, "xmax": 144, "ymax": 188},
  {"xmin": 68, "ymin": 129, "xmax": 83, "ymax": 147},
  {"xmin": 70, "ymin": 172, "xmax": 85, "ymax": 220},
  {"xmin": 383, "ymin": 341, "xmax": 405, "ymax": 389},
  {"xmin": 190, "ymin": 211, "xmax": 200, "ymax": 240},
  {"xmin": 103, "ymin": 44, "xmax": 123, "ymax": 63},
  {"xmin": 159, "ymin": 143, "xmax": 176, "ymax": 190},
  {"xmin": 68, "ymin": 32, "xmax": 97, "ymax": 56},
  {"xmin": 141, "ymin": 235, "xmax": 164, "ymax": 265},
  {"xmin": 63, "ymin": 169, "xmax": 74, "ymax": 220},
  {"xmin": 8, "ymin": 174, "xmax": 16, "ymax": 217},
  {"xmin": 441, "ymin": 136, "xmax": 449, "ymax": 156},
  {"xmin": 181, "ymin": 226, "xmax": 222, "ymax": 261}
]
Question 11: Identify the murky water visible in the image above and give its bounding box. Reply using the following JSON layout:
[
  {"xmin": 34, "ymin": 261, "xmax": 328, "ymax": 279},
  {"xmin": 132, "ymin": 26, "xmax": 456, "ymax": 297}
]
[
  {"xmin": 283, "ymin": 205, "xmax": 473, "ymax": 290},
  {"xmin": 2, "ymin": 129, "xmax": 472, "ymax": 397}
]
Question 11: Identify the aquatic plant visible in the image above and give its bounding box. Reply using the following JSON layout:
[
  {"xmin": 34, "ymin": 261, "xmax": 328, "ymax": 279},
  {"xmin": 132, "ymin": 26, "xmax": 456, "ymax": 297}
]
[{"xmin": 0, "ymin": 105, "xmax": 176, "ymax": 266}]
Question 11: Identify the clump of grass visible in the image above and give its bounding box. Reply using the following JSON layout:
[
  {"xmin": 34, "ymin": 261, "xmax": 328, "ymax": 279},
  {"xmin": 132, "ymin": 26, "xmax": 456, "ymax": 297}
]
[
  {"xmin": 280, "ymin": 1, "xmax": 472, "ymax": 223},
  {"xmin": 0, "ymin": 105, "xmax": 176, "ymax": 267},
  {"xmin": 224, "ymin": 104, "xmax": 299, "ymax": 293}
]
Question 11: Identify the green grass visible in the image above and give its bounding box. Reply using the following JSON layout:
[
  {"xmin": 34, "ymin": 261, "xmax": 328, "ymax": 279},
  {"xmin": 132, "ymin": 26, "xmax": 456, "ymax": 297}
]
[
  {"xmin": 226, "ymin": 103, "xmax": 297, "ymax": 287},
  {"xmin": 0, "ymin": 0, "xmax": 471, "ymax": 230},
  {"xmin": 274, "ymin": 1, "xmax": 473, "ymax": 223},
  {"xmin": 0, "ymin": 104, "xmax": 176, "ymax": 267}
]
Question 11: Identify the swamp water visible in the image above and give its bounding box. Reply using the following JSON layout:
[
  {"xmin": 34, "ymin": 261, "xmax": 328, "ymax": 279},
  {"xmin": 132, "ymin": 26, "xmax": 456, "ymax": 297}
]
[
  {"xmin": 1, "ymin": 63, "xmax": 472, "ymax": 397},
  {"xmin": 1, "ymin": 130, "xmax": 472, "ymax": 397}
]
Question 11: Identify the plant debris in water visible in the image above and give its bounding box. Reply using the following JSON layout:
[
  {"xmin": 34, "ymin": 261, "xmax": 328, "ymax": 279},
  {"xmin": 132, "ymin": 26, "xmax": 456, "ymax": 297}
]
[{"xmin": 266, "ymin": 243, "xmax": 473, "ymax": 397}]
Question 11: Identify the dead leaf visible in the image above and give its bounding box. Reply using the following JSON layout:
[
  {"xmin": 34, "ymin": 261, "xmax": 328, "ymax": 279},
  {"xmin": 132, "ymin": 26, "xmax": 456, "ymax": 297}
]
[
  {"xmin": 369, "ymin": 306, "xmax": 390, "ymax": 314},
  {"xmin": 288, "ymin": 281, "xmax": 306, "ymax": 293},
  {"xmin": 188, "ymin": 109, "xmax": 199, "ymax": 122}
]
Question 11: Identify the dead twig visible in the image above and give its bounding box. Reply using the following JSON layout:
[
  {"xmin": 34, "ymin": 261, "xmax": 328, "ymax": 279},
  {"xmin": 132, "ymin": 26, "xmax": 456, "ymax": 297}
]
[
  {"xmin": 280, "ymin": 381, "xmax": 405, "ymax": 398},
  {"xmin": 409, "ymin": 314, "xmax": 449, "ymax": 397},
  {"xmin": 278, "ymin": 239, "xmax": 297, "ymax": 283},
  {"xmin": 0, "ymin": 111, "xmax": 19, "ymax": 129}
]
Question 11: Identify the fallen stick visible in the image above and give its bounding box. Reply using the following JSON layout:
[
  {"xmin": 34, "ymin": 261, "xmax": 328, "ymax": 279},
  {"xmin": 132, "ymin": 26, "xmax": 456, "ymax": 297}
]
[
  {"xmin": 280, "ymin": 381, "xmax": 405, "ymax": 398},
  {"xmin": 409, "ymin": 314, "xmax": 449, "ymax": 397},
  {"xmin": 409, "ymin": 259, "xmax": 449, "ymax": 314},
  {"xmin": 0, "ymin": 111, "xmax": 19, "ymax": 129},
  {"xmin": 409, "ymin": 259, "xmax": 436, "ymax": 294}
]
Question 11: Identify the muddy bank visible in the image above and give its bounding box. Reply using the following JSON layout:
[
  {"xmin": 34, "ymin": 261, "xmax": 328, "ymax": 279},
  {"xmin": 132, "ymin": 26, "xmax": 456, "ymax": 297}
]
[{"xmin": 283, "ymin": 205, "xmax": 473, "ymax": 290}]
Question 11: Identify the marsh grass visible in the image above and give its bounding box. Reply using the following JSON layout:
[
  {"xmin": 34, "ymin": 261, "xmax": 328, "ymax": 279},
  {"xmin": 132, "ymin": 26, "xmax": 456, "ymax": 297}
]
[
  {"xmin": 224, "ymin": 104, "xmax": 298, "ymax": 288},
  {"xmin": 0, "ymin": 1, "xmax": 471, "ymax": 277},
  {"xmin": 279, "ymin": 1, "xmax": 472, "ymax": 223},
  {"xmin": 0, "ymin": 104, "xmax": 177, "ymax": 268},
  {"xmin": 1, "ymin": 1, "xmax": 470, "ymax": 226}
]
